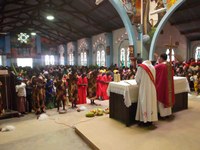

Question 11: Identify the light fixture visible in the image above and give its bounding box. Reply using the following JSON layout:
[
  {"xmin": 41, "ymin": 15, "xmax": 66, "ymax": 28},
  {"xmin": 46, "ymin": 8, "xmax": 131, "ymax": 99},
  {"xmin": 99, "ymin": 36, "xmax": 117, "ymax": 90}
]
[
  {"xmin": 46, "ymin": 15, "xmax": 54, "ymax": 20},
  {"xmin": 31, "ymin": 32, "xmax": 36, "ymax": 36},
  {"xmin": 18, "ymin": 33, "xmax": 29, "ymax": 43}
]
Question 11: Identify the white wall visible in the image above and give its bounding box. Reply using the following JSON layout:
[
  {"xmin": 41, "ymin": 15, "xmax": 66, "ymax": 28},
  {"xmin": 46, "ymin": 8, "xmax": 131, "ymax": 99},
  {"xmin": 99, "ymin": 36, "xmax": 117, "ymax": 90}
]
[{"xmin": 155, "ymin": 22, "xmax": 187, "ymax": 61}]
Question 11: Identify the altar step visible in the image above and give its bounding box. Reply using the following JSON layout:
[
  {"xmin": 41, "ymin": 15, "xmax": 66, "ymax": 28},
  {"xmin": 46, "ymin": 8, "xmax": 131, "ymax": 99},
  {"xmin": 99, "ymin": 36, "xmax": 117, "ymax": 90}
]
[{"xmin": 74, "ymin": 101, "xmax": 200, "ymax": 150}]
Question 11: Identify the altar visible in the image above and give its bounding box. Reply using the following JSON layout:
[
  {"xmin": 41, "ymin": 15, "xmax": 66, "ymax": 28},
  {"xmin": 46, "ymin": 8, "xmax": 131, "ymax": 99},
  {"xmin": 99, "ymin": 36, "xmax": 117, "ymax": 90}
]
[{"xmin": 107, "ymin": 76, "xmax": 190, "ymax": 126}]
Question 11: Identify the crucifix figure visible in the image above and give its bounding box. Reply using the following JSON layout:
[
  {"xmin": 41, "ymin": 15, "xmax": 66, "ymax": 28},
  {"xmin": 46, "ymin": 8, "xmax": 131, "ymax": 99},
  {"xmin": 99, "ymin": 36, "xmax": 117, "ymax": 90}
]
[{"xmin": 165, "ymin": 36, "xmax": 177, "ymax": 63}]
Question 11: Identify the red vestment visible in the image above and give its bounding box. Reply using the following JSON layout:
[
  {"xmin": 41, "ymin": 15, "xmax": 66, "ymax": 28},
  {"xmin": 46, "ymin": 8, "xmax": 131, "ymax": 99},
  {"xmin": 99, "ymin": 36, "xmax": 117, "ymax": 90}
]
[
  {"xmin": 101, "ymin": 75, "xmax": 112, "ymax": 100},
  {"xmin": 77, "ymin": 76, "xmax": 88, "ymax": 104},
  {"xmin": 96, "ymin": 74, "xmax": 103, "ymax": 98},
  {"xmin": 155, "ymin": 62, "xmax": 175, "ymax": 108},
  {"xmin": 139, "ymin": 64, "xmax": 155, "ymax": 86}
]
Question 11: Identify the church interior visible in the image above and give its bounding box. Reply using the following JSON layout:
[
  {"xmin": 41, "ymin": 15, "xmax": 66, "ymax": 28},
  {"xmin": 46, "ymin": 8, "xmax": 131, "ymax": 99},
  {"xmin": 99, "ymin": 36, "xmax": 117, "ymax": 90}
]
[{"xmin": 0, "ymin": 0, "xmax": 200, "ymax": 150}]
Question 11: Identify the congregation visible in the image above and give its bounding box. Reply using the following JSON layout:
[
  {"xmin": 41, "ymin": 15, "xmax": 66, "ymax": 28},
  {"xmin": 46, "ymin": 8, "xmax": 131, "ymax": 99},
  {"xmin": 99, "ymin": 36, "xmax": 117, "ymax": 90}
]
[{"xmin": 0, "ymin": 57, "xmax": 200, "ymax": 117}]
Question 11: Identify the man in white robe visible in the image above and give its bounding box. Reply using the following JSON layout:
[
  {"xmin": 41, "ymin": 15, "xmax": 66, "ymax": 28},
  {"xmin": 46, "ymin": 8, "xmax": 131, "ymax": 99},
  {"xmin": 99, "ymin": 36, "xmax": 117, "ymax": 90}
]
[{"xmin": 135, "ymin": 60, "xmax": 158, "ymax": 125}]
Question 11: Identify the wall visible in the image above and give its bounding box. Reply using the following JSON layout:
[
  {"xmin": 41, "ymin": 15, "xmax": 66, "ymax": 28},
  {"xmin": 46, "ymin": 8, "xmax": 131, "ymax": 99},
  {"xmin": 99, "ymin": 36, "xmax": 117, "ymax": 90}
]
[
  {"xmin": 154, "ymin": 22, "xmax": 187, "ymax": 61},
  {"xmin": 0, "ymin": 37, "xmax": 5, "ymax": 53}
]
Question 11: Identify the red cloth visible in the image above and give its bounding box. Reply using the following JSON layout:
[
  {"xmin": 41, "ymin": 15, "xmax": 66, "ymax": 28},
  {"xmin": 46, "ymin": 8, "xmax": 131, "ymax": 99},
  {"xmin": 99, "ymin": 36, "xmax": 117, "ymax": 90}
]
[
  {"xmin": 77, "ymin": 76, "xmax": 88, "ymax": 104},
  {"xmin": 139, "ymin": 64, "xmax": 155, "ymax": 86},
  {"xmin": 101, "ymin": 75, "xmax": 112, "ymax": 100},
  {"xmin": 96, "ymin": 74, "xmax": 103, "ymax": 98},
  {"xmin": 155, "ymin": 63, "xmax": 175, "ymax": 108}
]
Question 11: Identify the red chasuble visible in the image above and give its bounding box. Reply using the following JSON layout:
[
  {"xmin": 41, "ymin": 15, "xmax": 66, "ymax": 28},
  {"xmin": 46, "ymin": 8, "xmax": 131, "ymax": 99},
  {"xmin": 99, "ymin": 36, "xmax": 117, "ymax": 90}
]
[{"xmin": 155, "ymin": 62, "xmax": 175, "ymax": 108}]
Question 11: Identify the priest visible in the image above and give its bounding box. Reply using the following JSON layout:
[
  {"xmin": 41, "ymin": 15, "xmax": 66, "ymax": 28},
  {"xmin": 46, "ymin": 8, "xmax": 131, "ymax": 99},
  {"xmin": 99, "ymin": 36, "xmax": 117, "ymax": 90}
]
[
  {"xmin": 135, "ymin": 60, "xmax": 158, "ymax": 126},
  {"xmin": 155, "ymin": 53, "xmax": 175, "ymax": 118}
]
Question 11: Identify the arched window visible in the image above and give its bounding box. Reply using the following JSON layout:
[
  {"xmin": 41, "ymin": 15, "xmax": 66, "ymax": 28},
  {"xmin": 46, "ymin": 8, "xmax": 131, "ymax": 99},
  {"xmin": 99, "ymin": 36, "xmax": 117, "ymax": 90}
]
[
  {"xmin": 69, "ymin": 53, "xmax": 74, "ymax": 65},
  {"xmin": 81, "ymin": 52, "xmax": 84, "ymax": 66},
  {"xmin": 60, "ymin": 57, "xmax": 65, "ymax": 65},
  {"xmin": 97, "ymin": 51, "xmax": 101, "ymax": 66},
  {"xmin": 101, "ymin": 50, "xmax": 105, "ymax": 66},
  {"xmin": 50, "ymin": 55, "xmax": 55, "ymax": 65},
  {"xmin": 84, "ymin": 52, "xmax": 87, "ymax": 66},
  {"xmin": 81, "ymin": 51, "xmax": 87, "ymax": 66},
  {"xmin": 45, "ymin": 55, "xmax": 55, "ymax": 65},
  {"xmin": 120, "ymin": 48, "xmax": 130, "ymax": 67},
  {"xmin": 96, "ymin": 44, "xmax": 106, "ymax": 67},
  {"xmin": 195, "ymin": 47, "xmax": 200, "ymax": 61},
  {"xmin": 166, "ymin": 49, "xmax": 175, "ymax": 61},
  {"xmin": 120, "ymin": 48, "xmax": 125, "ymax": 66}
]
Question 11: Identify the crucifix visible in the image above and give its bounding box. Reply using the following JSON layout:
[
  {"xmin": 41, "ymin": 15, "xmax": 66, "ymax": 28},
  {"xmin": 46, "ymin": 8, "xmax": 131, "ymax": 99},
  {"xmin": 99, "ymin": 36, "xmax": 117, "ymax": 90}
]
[{"xmin": 164, "ymin": 36, "xmax": 177, "ymax": 63}]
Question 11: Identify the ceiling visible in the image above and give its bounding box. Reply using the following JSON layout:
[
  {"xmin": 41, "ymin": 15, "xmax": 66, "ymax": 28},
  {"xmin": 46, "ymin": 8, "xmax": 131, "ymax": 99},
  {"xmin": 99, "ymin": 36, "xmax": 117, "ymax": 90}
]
[
  {"xmin": 1, "ymin": 0, "xmax": 200, "ymax": 46},
  {"xmin": 169, "ymin": 0, "xmax": 200, "ymax": 42},
  {"xmin": 0, "ymin": 0, "xmax": 124, "ymax": 45}
]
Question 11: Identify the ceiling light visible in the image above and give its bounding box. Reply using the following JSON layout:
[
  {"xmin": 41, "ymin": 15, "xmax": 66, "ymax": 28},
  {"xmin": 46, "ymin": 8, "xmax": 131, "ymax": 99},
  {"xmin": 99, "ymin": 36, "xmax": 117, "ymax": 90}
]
[
  {"xmin": 31, "ymin": 32, "xmax": 36, "ymax": 36},
  {"xmin": 46, "ymin": 15, "xmax": 54, "ymax": 20},
  {"xmin": 18, "ymin": 33, "xmax": 29, "ymax": 43}
]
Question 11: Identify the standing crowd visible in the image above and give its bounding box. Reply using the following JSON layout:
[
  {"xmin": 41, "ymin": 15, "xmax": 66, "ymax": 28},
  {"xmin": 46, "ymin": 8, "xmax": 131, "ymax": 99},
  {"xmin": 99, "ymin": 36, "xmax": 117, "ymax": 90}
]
[{"xmin": 0, "ymin": 56, "xmax": 199, "ymax": 123}]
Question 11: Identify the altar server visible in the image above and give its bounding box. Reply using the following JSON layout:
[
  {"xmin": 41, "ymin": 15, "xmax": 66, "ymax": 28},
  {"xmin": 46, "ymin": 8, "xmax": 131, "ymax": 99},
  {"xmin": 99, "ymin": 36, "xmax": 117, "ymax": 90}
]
[{"xmin": 135, "ymin": 60, "xmax": 158, "ymax": 125}]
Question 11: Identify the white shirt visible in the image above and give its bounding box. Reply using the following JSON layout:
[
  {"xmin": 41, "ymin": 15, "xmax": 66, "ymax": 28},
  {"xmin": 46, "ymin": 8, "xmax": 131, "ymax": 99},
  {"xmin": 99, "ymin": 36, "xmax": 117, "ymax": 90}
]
[{"xmin": 16, "ymin": 82, "xmax": 26, "ymax": 97}]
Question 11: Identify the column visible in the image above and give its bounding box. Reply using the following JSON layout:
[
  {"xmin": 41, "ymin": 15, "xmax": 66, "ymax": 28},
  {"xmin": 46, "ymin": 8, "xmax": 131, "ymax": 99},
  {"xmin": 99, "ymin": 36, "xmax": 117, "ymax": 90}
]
[
  {"xmin": 5, "ymin": 35, "xmax": 11, "ymax": 66},
  {"xmin": 34, "ymin": 35, "xmax": 42, "ymax": 66},
  {"xmin": 105, "ymin": 33, "xmax": 113, "ymax": 67},
  {"xmin": 88, "ymin": 39, "xmax": 93, "ymax": 66}
]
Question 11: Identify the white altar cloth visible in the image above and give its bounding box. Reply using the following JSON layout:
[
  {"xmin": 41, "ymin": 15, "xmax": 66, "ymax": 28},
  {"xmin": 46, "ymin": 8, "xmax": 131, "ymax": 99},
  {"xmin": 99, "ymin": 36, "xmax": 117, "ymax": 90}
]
[{"xmin": 107, "ymin": 76, "xmax": 190, "ymax": 107}]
